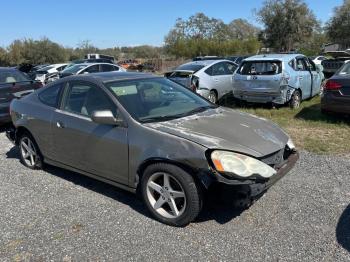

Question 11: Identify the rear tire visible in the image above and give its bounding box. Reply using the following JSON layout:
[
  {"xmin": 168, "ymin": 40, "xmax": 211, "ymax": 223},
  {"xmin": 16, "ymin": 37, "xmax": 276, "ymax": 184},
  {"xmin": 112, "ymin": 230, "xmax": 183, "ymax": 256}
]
[
  {"xmin": 289, "ymin": 90, "xmax": 301, "ymax": 109},
  {"xmin": 19, "ymin": 133, "xmax": 43, "ymax": 169},
  {"xmin": 141, "ymin": 163, "xmax": 202, "ymax": 227}
]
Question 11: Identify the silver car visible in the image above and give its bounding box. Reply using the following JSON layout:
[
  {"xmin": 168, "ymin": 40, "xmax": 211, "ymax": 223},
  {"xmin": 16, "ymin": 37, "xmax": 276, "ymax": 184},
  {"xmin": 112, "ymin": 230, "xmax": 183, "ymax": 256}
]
[
  {"xmin": 166, "ymin": 60, "xmax": 238, "ymax": 103},
  {"xmin": 233, "ymin": 54, "xmax": 323, "ymax": 108},
  {"xmin": 7, "ymin": 72, "xmax": 298, "ymax": 226}
]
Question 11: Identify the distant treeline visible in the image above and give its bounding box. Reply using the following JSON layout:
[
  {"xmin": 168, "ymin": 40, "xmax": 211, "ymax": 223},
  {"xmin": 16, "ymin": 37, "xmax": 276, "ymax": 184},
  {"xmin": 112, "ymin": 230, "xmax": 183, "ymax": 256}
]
[{"xmin": 1, "ymin": 0, "xmax": 349, "ymax": 66}]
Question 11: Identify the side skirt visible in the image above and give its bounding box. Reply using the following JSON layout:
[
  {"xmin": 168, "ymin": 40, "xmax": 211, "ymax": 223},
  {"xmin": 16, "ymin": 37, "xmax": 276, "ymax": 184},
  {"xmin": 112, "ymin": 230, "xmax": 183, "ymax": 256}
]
[{"xmin": 44, "ymin": 158, "xmax": 136, "ymax": 194}]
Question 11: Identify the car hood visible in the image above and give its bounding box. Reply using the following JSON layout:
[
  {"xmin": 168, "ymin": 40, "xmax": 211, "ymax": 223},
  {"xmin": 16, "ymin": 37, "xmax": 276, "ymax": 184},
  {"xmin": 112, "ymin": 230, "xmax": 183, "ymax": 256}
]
[{"xmin": 145, "ymin": 107, "xmax": 289, "ymax": 157}]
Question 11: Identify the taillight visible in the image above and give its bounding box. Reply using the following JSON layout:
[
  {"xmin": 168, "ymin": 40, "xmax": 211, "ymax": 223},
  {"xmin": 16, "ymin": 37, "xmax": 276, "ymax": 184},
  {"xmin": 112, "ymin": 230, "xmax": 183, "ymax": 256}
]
[
  {"xmin": 325, "ymin": 80, "xmax": 342, "ymax": 91},
  {"xmin": 191, "ymin": 76, "xmax": 199, "ymax": 91}
]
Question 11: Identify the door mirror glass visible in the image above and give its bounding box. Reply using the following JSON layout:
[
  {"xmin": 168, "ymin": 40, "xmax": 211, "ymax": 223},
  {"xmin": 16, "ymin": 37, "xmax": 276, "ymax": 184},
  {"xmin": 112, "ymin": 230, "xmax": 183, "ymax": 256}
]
[{"xmin": 91, "ymin": 110, "xmax": 122, "ymax": 126}]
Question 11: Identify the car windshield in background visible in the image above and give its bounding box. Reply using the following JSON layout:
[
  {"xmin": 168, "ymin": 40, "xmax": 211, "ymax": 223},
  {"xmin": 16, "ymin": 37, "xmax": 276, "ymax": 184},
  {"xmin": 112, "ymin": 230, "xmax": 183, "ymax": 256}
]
[
  {"xmin": 61, "ymin": 64, "xmax": 88, "ymax": 74},
  {"xmin": 175, "ymin": 64, "xmax": 205, "ymax": 72},
  {"xmin": 0, "ymin": 70, "xmax": 30, "ymax": 83},
  {"xmin": 338, "ymin": 63, "xmax": 350, "ymax": 75},
  {"xmin": 238, "ymin": 60, "xmax": 282, "ymax": 75},
  {"xmin": 105, "ymin": 77, "xmax": 215, "ymax": 123}
]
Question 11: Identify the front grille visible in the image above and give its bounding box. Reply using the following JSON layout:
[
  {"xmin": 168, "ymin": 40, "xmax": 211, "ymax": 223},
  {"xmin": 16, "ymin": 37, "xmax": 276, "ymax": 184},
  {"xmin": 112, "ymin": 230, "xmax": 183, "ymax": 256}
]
[{"xmin": 260, "ymin": 146, "xmax": 293, "ymax": 169}]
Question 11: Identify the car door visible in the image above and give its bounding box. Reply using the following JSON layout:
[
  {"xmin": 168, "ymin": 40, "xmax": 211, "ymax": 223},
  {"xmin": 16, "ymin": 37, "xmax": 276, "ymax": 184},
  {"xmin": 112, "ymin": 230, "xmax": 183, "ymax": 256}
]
[
  {"xmin": 51, "ymin": 80, "xmax": 129, "ymax": 185},
  {"xmin": 209, "ymin": 62, "xmax": 235, "ymax": 98},
  {"xmin": 306, "ymin": 58, "xmax": 321, "ymax": 97},
  {"xmin": 296, "ymin": 57, "xmax": 312, "ymax": 99}
]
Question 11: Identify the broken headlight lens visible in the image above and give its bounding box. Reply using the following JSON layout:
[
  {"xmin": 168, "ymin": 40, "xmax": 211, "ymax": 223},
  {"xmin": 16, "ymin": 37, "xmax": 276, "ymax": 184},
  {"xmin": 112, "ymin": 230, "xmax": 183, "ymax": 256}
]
[{"xmin": 211, "ymin": 151, "xmax": 276, "ymax": 178}]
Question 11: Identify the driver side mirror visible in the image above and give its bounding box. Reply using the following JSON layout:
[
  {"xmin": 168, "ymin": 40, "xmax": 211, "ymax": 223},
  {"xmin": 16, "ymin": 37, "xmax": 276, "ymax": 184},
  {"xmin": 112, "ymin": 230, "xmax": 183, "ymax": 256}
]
[{"xmin": 91, "ymin": 110, "xmax": 123, "ymax": 126}]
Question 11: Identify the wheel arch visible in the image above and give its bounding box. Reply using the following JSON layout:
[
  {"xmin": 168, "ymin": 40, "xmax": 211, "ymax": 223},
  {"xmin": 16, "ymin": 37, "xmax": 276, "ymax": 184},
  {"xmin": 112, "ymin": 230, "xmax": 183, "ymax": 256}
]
[
  {"xmin": 15, "ymin": 126, "xmax": 35, "ymax": 145},
  {"xmin": 136, "ymin": 158, "xmax": 210, "ymax": 195}
]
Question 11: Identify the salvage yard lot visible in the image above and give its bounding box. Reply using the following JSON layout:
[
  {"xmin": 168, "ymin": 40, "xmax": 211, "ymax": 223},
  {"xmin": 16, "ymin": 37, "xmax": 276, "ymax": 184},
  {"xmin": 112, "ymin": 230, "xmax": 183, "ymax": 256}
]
[
  {"xmin": 229, "ymin": 96, "xmax": 350, "ymax": 155},
  {"xmin": 0, "ymin": 122, "xmax": 350, "ymax": 260}
]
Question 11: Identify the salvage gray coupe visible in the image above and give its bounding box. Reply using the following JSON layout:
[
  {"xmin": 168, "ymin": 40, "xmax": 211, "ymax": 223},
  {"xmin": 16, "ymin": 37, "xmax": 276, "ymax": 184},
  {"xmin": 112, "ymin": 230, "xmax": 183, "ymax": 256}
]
[{"xmin": 7, "ymin": 72, "xmax": 298, "ymax": 226}]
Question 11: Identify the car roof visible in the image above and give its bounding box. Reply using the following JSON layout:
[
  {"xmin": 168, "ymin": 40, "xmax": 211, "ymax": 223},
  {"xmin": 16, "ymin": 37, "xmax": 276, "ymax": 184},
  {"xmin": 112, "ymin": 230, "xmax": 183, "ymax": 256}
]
[
  {"xmin": 0, "ymin": 67, "xmax": 18, "ymax": 72},
  {"xmin": 73, "ymin": 62, "xmax": 117, "ymax": 67},
  {"xmin": 178, "ymin": 59, "xmax": 233, "ymax": 67},
  {"xmin": 245, "ymin": 53, "xmax": 303, "ymax": 62},
  {"xmin": 59, "ymin": 71, "xmax": 158, "ymax": 84}
]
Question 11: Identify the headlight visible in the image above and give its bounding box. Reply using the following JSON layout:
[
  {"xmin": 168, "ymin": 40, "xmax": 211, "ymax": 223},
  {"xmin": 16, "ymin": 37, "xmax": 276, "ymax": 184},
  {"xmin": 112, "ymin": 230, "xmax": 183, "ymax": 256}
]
[
  {"xmin": 211, "ymin": 151, "xmax": 276, "ymax": 178},
  {"xmin": 287, "ymin": 138, "xmax": 295, "ymax": 150}
]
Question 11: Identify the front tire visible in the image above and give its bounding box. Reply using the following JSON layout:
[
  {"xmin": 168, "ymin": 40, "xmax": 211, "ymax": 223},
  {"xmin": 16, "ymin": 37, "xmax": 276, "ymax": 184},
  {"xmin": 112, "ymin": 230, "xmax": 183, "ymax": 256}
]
[
  {"xmin": 19, "ymin": 133, "xmax": 43, "ymax": 169},
  {"xmin": 141, "ymin": 163, "xmax": 202, "ymax": 227}
]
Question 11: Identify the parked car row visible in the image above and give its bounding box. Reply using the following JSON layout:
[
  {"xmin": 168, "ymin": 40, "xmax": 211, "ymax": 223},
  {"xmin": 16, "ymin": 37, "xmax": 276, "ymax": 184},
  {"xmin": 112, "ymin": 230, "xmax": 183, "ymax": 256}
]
[{"xmin": 166, "ymin": 53, "xmax": 325, "ymax": 109}]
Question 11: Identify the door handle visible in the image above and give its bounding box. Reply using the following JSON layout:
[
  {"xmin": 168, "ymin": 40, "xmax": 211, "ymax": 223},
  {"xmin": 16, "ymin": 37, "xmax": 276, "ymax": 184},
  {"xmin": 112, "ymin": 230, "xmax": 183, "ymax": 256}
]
[
  {"xmin": 56, "ymin": 121, "xmax": 65, "ymax": 128},
  {"xmin": 214, "ymin": 78, "xmax": 219, "ymax": 82}
]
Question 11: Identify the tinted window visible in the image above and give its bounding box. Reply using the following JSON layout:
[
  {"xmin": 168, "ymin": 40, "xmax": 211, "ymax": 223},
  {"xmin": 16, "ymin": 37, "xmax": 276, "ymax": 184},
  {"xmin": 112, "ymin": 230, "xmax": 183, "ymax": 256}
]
[
  {"xmin": 38, "ymin": 83, "xmax": 63, "ymax": 108},
  {"xmin": 0, "ymin": 70, "xmax": 30, "ymax": 83},
  {"xmin": 338, "ymin": 63, "xmax": 350, "ymax": 75},
  {"xmin": 62, "ymin": 64, "xmax": 88, "ymax": 74},
  {"xmin": 204, "ymin": 66, "xmax": 213, "ymax": 76},
  {"xmin": 101, "ymin": 64, "xmax": 117, "ymax": 72},
  {"xmin": 211, "ymin": 62, "xmax": 233, "ymax": 76},
  {"xmin": 238, "ymin": 61, "xmax": 282, "ymax": 75},
  {"xmin": 82, "ymin": 65, "xmax": 100, "ymax": 74},
  {"xmin": 64, "ymin": 82, "xmax": 116, "ymax": 117}
]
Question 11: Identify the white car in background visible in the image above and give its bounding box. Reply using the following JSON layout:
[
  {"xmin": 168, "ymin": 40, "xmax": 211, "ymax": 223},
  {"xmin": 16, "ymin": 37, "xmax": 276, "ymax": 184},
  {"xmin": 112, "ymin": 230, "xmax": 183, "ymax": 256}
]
[
  {"xmin": 35, "ymin": 63, "xmax": 68, "ymax": 84},
  {"xmin": 59, "ymin": 63, "xmax": 125, "ymax": 78},
  {"xmin": 311, "ymin": 56, "xmax": 326, "ymax": 65},
  {"xmin": 165, "ymin": 60, "xmax": 238, "ymax": 103}
]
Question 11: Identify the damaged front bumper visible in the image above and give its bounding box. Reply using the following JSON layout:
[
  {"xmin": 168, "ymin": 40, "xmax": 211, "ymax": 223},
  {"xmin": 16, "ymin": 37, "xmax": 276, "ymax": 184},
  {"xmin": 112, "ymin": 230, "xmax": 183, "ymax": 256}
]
[{"xmin": 212, "ymin": 151, "xmax": 299, "ymax": 198}]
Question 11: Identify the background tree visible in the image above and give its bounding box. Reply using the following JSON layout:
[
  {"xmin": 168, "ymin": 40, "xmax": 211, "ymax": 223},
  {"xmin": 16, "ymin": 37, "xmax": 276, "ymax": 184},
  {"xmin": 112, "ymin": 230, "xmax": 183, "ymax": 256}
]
[
  {"xmin": 256, "ymin": 0, "xmax": 320, "ymax": 51},
  {"xmin": 325, "ymin": 0, "xmax": 350, "ymax": 48},
  {"xmin": 227, "ymin": 19, "xmax": 260, "ymax": 40}
]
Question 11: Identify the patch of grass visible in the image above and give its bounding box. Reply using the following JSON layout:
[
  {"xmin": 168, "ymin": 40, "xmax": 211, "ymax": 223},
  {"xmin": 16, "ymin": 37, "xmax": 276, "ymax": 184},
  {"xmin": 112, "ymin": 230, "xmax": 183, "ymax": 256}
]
[{"xmin": 224, "ymin": 96, "xmax": 350, "ymax": 155}]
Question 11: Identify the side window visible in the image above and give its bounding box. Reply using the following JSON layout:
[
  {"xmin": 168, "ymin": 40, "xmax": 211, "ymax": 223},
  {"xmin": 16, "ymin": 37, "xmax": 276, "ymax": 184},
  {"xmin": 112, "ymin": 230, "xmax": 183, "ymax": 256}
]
[
  {"xmin": 57, "ymin": 66, "xmax": 66, "ymax": 72},
  {"xmin": 296, "ymin": 58, "xmax": 306, "ymax": 71},
  {"xmin": 64, "ymin": 82, "xmax": 116, "ymax": 117},
  {"xmin": 225, "ymin": 62, "xmax": 237, "ymax": 74},
  {"xmin": 204, "ymin": 66, "xmax": 213, "ymax": 76},
  {"xmin": 288, "ymin": 59, "xmax": 296, "ymax": 70},
  {"xmin": 81, "ymin": 65, "xmax": 99, "ymax": 74},
  {"xmin": 38, "ymin": 83, "xmax": 63, "ymax": 108},
  {"xmin": 212, "ymin": 62, "xmax": 228, "ymax": 76},
  {"xmin": 113, "ymin": 65, "xmax": 120, "ymax": 71},
  {"xmin": 101, "ymin": 64, "xmax": 115, "ymax": 72}
]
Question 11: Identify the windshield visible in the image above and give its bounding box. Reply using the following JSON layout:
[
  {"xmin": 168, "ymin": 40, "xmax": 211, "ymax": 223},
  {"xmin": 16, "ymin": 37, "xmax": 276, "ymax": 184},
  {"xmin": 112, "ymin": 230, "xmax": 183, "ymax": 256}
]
[
  {"xmin": 175, "ymin": 63, "xmax": 205, "ymax": 72},
  {"xmin": 338, "ymin": 63, "xmax": 350, "ymax": 75},
  {"xmin": 61, "ymin": 64, "xmax": 88, "ymax": 74},
  {"xmin": 238, "ymin": 60, "xmax": 282, "ymax": 75},
  {"xmin": 105, "ymin": 77, "xmax": 215, "ymax": 123}
]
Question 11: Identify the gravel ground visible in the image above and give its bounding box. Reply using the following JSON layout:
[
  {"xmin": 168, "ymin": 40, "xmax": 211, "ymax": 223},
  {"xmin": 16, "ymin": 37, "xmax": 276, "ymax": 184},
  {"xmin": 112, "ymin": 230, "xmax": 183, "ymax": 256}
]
[{"xmin": 0, "ymin": 130, "xmax": 349, "ymax": 261}]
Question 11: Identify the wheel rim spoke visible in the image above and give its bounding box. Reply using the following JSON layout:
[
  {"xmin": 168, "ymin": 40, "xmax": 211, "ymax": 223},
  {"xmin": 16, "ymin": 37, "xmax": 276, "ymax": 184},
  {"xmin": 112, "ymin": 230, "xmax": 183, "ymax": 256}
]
[
  {"xmin": 169, "ymin": 190, "xmax": 185, "ymax": 199},
  {"xmin": 163, "ymin": 173, "xmax": 171, "ymax": 190},
  {"xmin": 148, "ymin": 181, "xmax": 162, "ymax": 194},
  {"xmin": 154, "ymin": 197, "xmax": 166, "ymax": 209},
  {"xmin": 168, "ymin": 197, "xmax": 179, "ymax": 216},
  {"xmin": 20, "ymin": 138, "xmax": 37, "ymax": 167}
]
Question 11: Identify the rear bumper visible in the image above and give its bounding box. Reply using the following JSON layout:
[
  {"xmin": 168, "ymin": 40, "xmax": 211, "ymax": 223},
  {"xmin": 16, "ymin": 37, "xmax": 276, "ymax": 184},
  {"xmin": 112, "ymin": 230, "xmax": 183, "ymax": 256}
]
[
  {"xmin": 234, "ymin": 90, "xmax": 287, "ymax": 104},
  {"xmin": 321, "ymin": 92, "xmax": 350, "ymax": 114},
  {"xmin": 214, "ymin": 151, "xmax": 299, "ymax": 198}
]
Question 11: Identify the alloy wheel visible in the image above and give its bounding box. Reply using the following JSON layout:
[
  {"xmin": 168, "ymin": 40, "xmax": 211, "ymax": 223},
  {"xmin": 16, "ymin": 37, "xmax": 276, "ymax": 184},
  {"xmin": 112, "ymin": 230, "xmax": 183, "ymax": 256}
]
[
  {"xmin": 146, "ymin": 172, "xmax": 186, "ymax": 219},
  {"xmin": 20, "ymin": 137, "xmax": 38, "ymax": 167}
]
